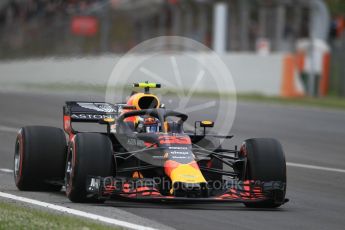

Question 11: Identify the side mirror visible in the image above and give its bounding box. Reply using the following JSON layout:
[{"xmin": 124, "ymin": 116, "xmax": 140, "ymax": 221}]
[
  {"xmin": 98, "ymin": 118, "xmax": 115, "ymax": 125},
  {"xmin": 200, "ymin": 120, "xmax": 214, "ymax": 128},
  {"xmin": 194, "ymin": 120, "xmax": 215, "ymax": 135}
]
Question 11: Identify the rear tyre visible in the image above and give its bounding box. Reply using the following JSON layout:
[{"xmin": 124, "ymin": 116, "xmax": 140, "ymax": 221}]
[
  {"xmin": 14, "ymin": 126, "xmax": 67, "ymax": 191},
  {"xmin": 65, "ymin": 133, "xmax": 114, "ymax": 203},
  {"xmin": 241, "ymin": 138, "xmax": 286, "ymax": 208}
]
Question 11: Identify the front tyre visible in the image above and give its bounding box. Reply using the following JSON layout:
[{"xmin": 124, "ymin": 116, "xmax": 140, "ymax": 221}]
[
  {"xmin": 65, "ymin": 133, "xmax": 114, "ymax": 203},
  {"xmin": 241, "ymin": 138, "xmax": 287, "ymax": 208}
]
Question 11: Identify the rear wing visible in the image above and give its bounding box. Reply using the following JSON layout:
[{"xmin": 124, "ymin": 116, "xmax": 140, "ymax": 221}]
[{"xmin": 63, "ymin": 101, "xmax": 119, "ymax": 134}]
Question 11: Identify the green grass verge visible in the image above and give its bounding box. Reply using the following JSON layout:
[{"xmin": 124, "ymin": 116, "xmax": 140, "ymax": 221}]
[
  {"xmin": 5, "ymin": 83, "xmax": 345, "ymax": 111},
  {"xmin": 0, "ymin": 201, "xmax": 120, "ymax": 230}
]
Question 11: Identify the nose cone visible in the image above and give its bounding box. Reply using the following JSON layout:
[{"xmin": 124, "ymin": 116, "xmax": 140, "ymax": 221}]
[
  {"xmin": 164, "ymin": 160, "xmax": 207, "ymax": 196},
  {"xmin": 169, "ymin": 163, "xmax": 206, "ymax": 184}
]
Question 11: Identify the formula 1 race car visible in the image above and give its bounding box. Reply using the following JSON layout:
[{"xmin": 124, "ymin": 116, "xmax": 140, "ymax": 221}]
[{"xmin": 14, "ymin": 82, "xmax": 288, "ymax": 208}]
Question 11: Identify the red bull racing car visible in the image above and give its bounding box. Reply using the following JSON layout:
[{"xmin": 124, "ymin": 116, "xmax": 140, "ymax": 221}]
[{"xmin": 14, "ymin": 82, "xmax": 288, "ymax": 208}]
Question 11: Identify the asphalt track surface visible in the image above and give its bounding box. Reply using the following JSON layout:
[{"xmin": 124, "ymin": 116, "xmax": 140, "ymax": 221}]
[{"xmin": 1, "ymin": 90, "xmax": 345, "ymax": 230}]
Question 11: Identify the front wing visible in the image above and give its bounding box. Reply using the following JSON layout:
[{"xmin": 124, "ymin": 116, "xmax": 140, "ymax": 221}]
[{"xmin": 86, "ymin": 177, "xmax": 288, "ymax": 204}]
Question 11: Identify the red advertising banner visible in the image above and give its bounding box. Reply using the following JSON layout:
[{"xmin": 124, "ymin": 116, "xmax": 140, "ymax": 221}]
[{"xmin": 71, "ymin": 16, "xmax": 99, "ymax": 37}]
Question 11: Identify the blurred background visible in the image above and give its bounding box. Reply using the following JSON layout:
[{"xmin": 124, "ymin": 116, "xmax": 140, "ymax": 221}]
[
  {"xmin": 0, "ymin": 0, "xmax": 345, "ymax": 99},
  {"xmin": 1, "ymin": 2, "xmax": 345, "ymax": 229}
]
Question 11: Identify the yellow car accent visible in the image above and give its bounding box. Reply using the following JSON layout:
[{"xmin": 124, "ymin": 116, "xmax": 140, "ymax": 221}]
[
  {"xmin": 103, "ymin": 118, "xmax": 115, "ymax": 123},
  {"xmin": 200, "ymin": 120, "xmax": 214, "ymax": 127},
  {"xmin": 170, "ymin": 164, "xmax": 206, "ymax": 184},
  {"xmin": 133, "ymin": 82, "xmax": 161, "ymax": 88}
]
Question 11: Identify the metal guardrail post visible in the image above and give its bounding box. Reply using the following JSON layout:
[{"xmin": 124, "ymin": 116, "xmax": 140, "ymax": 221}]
[
  {"xmin": 100, "ymin": 0, "xmax": 110, "ymax": 53},
  {"xmin": 239, "ymin": 0, "xmax": 249, "ymax": 51},
  {"xmin": 212, "ymin": 2, "xmax": 228, "ymax": 54}
]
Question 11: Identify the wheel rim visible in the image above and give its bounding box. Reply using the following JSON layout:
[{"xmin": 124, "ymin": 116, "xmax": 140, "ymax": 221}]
[{"xmin": 14, "ymin": 140, "xmax": 20, "ymax": 178}]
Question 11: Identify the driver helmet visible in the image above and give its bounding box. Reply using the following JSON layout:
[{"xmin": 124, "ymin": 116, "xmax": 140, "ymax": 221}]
[{"xmin": 138, "ymin": 116, "xmax": 160, "ymax": 133}]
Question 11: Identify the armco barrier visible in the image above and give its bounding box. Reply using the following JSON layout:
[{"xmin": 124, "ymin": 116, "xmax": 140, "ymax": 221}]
[{"xmin": 0, "ymin": 53, "xmax": 293, "ymax": 96}]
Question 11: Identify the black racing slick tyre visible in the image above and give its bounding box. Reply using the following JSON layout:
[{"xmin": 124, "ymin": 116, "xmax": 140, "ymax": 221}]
[
  {"xmin": 241, "ymin": 138, "xmax": 286, "ymax": 208},
  {"xmin": 14, "ymin": 126, "xmax": 67, "ymax": 191},
  {"xmin": 65, "ymin": 133, "xmax": 114, "ymax": 203}
]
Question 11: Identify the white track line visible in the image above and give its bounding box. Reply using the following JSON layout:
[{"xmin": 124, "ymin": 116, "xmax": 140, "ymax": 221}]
[
  {"xmin": 287, "ymin": 162, "xmax": 345, "ymax": 173},
  {"xmin": 0, "ymin": 162, "xmax": 344, "ymax": 229},
  {"xmin": 0, "ymin": 125, "xmax": 18, "ymax": 133},
  {"xmin": 0, "ymin": 168, "xmax": 13, "ymax": 173},
  {"xmin": 0, "ymin": 192, "xmax": 157, "ymax": 230}
]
